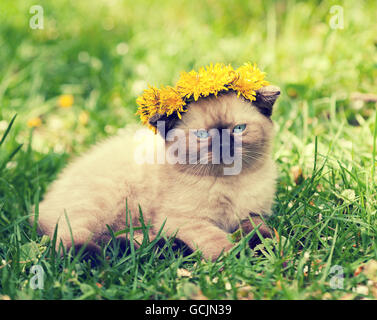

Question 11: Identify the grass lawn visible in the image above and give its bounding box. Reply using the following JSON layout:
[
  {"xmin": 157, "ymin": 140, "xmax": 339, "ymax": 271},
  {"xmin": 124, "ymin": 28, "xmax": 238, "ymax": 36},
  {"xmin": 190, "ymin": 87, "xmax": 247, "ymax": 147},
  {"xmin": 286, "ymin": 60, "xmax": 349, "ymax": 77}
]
[{"xmin": 1, "ymin": 0, "xmax": 377, "ymax": 300}]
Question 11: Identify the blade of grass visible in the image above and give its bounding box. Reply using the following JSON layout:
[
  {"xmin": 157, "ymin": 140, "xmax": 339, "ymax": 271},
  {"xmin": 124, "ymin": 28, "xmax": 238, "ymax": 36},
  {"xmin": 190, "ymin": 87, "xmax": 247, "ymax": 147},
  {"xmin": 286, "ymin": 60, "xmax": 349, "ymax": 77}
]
[{"xmin": 0, "ymin": 114, "xmax": 17, "ymax": 147}]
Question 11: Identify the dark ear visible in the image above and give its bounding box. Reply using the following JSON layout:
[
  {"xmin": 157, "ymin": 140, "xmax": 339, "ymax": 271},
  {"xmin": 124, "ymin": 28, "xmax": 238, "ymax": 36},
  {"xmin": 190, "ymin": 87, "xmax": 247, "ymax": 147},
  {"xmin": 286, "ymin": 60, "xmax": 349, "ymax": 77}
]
[
  {"xmin": 148, "ymin": 113, "xmax": 181, "ymax": 138},
  {"xmin": 253, "ymin": 85, "xmax": 280, "ymax": 117}
]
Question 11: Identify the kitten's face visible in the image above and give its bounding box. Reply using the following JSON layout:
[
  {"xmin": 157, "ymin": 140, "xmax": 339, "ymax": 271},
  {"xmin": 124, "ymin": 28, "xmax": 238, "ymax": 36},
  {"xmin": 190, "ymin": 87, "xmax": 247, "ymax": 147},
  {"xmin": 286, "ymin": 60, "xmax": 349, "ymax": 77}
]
[{"xmin": 161, "ymin": 90, "xmax": 279, "ymax": 176}]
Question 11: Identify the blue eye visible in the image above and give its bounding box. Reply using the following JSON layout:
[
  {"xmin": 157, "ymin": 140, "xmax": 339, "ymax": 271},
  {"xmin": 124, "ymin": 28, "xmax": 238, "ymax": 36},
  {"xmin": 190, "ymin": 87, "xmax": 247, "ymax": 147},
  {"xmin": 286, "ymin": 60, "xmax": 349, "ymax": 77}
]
[
  {"xmin": 195, "ymin": 129, "xmax": 209, "ymax": 139},
  {"xmin": 233, "ymin": 124, "xmax": 246, "ymax": 133}
]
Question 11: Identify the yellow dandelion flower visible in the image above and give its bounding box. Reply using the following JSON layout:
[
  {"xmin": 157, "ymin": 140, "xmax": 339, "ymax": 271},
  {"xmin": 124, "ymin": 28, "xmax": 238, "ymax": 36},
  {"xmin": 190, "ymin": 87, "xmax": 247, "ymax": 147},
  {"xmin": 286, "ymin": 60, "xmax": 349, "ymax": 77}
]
[
  {"xmin": 176, "ymin": 69, "xmax": 203, "ymax": 101},
  {"xmin": 58, "ymin": 94, "xmax": 74, "ymax": 108},
  {"xmin": 136, "ymin": 86, "xmax": 161, "ymax": 125},
  {"xmin": 27, "ymin": 117, "xmax": 42, "ymax": 128},
  {"xmin": 229, "ymin": 63, "xmax": 269, "ymax": 101},
  {"xmin": 176, "ymin": 63, "xmax": 237, "ymax": 101},
  {"xmin": 159, "ymin": 86, "xmax": 186, "ymax": 118},
  {"xmin": 200, "ymin": 63, "xmax": 237, "ymax": 97}
]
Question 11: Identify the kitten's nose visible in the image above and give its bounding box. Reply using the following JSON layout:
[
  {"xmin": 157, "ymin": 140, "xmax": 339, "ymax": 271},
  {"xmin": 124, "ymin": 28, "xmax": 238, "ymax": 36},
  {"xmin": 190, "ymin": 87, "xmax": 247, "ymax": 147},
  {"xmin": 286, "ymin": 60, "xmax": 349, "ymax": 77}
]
[{"xmin": 218, "ymin": 129, "xmax": 235, "ymax": 162}]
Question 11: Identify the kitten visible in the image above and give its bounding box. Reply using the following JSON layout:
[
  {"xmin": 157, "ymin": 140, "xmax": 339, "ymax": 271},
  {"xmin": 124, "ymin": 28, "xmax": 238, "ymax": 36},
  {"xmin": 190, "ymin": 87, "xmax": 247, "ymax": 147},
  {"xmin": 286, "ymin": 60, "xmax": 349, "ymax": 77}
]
[{"xmin": 33, "ymin": 86, "xmax": 280, "ymax": 260}]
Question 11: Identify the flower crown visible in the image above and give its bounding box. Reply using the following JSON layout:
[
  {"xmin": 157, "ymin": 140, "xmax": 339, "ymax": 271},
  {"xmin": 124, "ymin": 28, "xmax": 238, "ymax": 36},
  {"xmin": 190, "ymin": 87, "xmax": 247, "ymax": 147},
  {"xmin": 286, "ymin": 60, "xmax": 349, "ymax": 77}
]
[{"xmin": 136, "ymin": 62, "xmax": 269, "ymax": 132}]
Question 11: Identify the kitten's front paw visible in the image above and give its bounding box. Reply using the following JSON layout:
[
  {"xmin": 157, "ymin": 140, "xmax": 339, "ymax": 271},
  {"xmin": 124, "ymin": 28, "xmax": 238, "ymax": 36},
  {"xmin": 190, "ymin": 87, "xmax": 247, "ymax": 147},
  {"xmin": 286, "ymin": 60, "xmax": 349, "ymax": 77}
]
[
  {"xmin": 239, "ymin": 214, "xmax": 272, "ymax": 248},
  {"xmin": 54, "ymin": 226, "xmax": 101, "ymax": 256},
  {"xmin": 199, "ymin": 239, "xmax": 234, "ymax": 261}
]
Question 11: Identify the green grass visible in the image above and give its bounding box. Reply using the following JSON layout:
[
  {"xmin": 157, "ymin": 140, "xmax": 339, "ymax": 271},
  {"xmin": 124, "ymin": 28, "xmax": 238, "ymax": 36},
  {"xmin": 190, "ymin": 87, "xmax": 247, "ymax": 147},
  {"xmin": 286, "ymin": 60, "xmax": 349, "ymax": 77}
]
[{"xmin": 1, "ymin": 0, "xmax": 377, "ymax": 300}]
